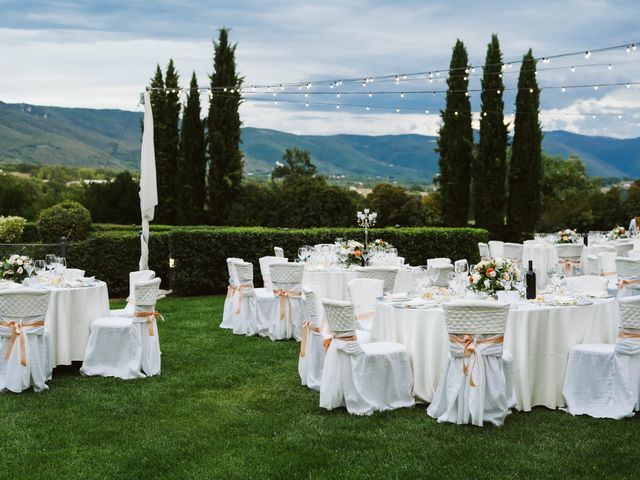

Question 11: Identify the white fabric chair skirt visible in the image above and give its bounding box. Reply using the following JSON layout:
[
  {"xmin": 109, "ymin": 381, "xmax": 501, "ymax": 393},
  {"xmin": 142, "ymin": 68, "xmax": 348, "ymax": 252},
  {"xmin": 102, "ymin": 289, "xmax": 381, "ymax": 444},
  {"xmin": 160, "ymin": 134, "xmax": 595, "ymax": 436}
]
[
  {"xmin": 298, "ymin": 328, "xmax": 326, "ymax": 391},
  {"xmin": 320, "ymin": 337, "xmax": 415, "ymax": 415},
  {"xmin": 0, "ymin": 324, "xmax": 52, "ymax": 393},
  {"xmin": 232, "ymin": 286, "xmax": 258, "ymax": 336},
  {"xmin": 268, "ymin": 293, "xmax": 305, "ymax": 341}
]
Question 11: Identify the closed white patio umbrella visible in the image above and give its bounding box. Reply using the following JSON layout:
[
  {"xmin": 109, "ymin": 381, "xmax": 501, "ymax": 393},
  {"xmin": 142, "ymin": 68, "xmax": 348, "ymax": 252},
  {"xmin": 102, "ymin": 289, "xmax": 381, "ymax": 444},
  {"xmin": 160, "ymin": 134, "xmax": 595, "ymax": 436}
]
[{"xmin": 139, "ymin": 90, "xmax": 158, "ymax": 270}]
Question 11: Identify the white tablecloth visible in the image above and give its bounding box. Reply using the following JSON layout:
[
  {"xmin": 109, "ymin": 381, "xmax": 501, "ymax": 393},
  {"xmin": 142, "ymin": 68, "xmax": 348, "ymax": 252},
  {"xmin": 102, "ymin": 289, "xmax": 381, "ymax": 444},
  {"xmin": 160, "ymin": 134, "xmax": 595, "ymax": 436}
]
[
  {"xmin": 372, "ymin": 298, "xmax": 617, "ymax": 411},
  {"xmin": 522, "ymin": 243, "xmax": 559, "ymax": 289},
  {"xmin": 46, "ymin": 283, "xmax": 110, "ymax": 366},
  {"xmin": 303, "ymin": 268, "xmax": 416, "ymax": 301}
]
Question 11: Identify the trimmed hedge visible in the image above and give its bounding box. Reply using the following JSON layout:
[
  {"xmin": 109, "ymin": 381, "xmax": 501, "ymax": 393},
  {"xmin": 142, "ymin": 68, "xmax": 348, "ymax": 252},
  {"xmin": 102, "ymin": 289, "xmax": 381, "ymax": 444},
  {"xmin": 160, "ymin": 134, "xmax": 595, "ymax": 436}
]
[{"xmin": 57, "ymin": 226, "xmax": 487, "ymax": 297}]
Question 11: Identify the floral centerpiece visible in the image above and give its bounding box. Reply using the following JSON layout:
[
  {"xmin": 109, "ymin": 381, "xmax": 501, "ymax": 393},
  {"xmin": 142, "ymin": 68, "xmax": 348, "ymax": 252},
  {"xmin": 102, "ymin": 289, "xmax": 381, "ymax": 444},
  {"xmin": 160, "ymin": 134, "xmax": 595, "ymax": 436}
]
[
  {"xmin": 340, "ymin": 240, "xmax": 364, "ymax": 267},
  {"xmin": 0, "ymin": 254, "xmax": 31, "ymax": 284},
  {"xmin": 556, "ymin": 228, "xmax": 580, "ymax": 244},
  {"xmin": 469, "ymin": 258, "xmax": 521, "ymax": 295},
  {"xmin": 608, "ymin": 225, "xmax": 628, "ymax": 240},
  {"xmin": 368, "ymin": 238, "xmax": 393, "ymax": 251}
]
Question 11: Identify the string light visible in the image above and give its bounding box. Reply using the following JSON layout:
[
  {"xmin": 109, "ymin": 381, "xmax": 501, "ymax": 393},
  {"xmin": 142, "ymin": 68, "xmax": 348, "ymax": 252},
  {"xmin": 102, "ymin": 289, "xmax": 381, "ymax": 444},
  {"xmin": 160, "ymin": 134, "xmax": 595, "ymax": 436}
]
[
  {"xmin": 400, "ymin": 92, "xmax": 405, "ymax": 98},
  {"xmin": 608, "ymin": 64, "xmax": 613, "ymax": 70},
  {"xmin": 585, "ymin": 51, "xmax": 591, "ymax": 59}
]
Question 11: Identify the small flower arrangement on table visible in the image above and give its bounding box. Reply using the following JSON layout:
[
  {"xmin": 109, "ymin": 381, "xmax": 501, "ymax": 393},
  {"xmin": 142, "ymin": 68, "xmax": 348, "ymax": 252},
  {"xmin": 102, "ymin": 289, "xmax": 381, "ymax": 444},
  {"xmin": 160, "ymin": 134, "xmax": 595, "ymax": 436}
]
[
  {"xmin": 340, "ymin": 240, "xmax": 364, "ymax": 267},
  {"xmin": 469, "ymin": 258, "xmax": 521, "ymax": 296},
  {"xmin": 556, "ymin": 228, "xmax": 580, "ymax": 244},
  {"xmin": 368, "ymin": 238, "xmax": 393, "ymax": 251},
  {"xmin": 608, "ymin": 226, "xmax": 628, "ymax": 240},
  {"xmin": 0, "ymin": 254, "xmax": 31, "ymax": 284}
]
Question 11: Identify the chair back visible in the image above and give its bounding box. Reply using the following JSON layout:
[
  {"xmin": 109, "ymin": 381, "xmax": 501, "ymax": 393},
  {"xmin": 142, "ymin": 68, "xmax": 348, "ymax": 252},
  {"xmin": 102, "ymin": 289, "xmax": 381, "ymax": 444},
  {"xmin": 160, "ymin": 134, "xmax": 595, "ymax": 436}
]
[
  {"xmin": 619, "ymin": 296, "xmax": 640, "ymax": 330},
  {"xmin": 129, "ymin": 270, "xmax": 155, "ymax": 300},
  {"xmin": 565, "ymin": 275, "xmax": 608, "ymax": 294},
  {"xmin": 348, "ymin": 278, "xmax": 383, "ymax": 319},
  {"xmin": 270, "ymin": 263, "xmax": 305, "ymax": 292},
  {"xmin": 443, "ymin": 300, "xmax": 510, "ymax": 335},
  {"xmin": 555, "ymin": 243, "xmax": 583, "ymax": 259},
  {"xmin": 226, "ymin": 258, "xmax": 241, "ymax": 286},
  {"xmin": 232, "ymin": 261, "xmax": 254, "ymax": 285},
  {"xmin": 259, "ymin": 256, "xmax": 287, "ymax": 290},
  {"xmin": 303, "ymin": 287, "xmax": 321, "ymax": 328},
  {"xmin": 615, "ymin": 243, "xmax": 634, "ymax": 257},
  {"xmin": 502, "ymin": 243, "xmax": 523, "ymax": 261},
  {"xmin": 488, "ymin": 241, "xmax": 504, "ymax": 258},
  {"xmin": 134, "ymin": 278, "xmax": 162, "ymax": 311},
  {"xmin": 0, "ymin": 289, "xmax": 50, "ymax": 325},
  {"xmin": 355, "ymin": 267, "xmax": 397, "ymax": 293},
  {"xmin": 433, "ymin": 264, "xmax": 454, "ymax": 287},
  {"xmin": 322, "ymin": 299, "xmax": 356, "ymax": 337},
  {"xmin": 615, "ymin": 257, "xmax": 640, "ymax": 279},
  {"xmin": 478, "ymin": 243, "xmax": 490, "ymax": 260},
  {"xmin": 427, "ymin": 257, "xmax": 452, "ymax": 267},
  {"xmin": 598, "ymin": 251, "xmax": 617, "ymax": 276},
  {"xmin": 629, "ymin": 250, "xmax": 640, "ymax": 259},
  {"xmin": 274, "ymin": 246, "xmax": 284, "ymax": 258}
]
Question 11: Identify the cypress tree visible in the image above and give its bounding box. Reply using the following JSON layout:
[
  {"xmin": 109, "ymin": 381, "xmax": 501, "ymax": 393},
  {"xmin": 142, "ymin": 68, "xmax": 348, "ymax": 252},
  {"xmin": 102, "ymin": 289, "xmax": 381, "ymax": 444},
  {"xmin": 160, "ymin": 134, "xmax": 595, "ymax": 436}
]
[
  {"xmin": 437, "ymin": 40, "xmax": 473, "ymax": 226},
  {"xmin": 178, "ymin": 72, "xmax": 206, "ymax": 224},
  {"xmin": 474, "ymin": 34, "xmax": 508, "ymax": 236},
  {"xmin": 149, "ymin": 65, "xmax": 169, "ymax": 221},
  {"xmin": 162, "ymin": 59, "xmax": 180, "ymax": 224},
  {"xmin": 507, "ymin": 50, "xmax": 542, "ymax": 238},
  {"xmin": 207, "ymin": 28, "xmax": 244, "ymax": 224}
]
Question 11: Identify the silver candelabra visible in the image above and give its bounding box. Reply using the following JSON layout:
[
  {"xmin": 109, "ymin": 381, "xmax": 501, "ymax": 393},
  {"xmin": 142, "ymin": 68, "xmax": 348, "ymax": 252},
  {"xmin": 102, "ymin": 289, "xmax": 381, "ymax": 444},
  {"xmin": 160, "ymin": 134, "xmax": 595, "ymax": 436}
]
[{"xmin": 357, "ymin": 209, "xmax": 377, "ymax": 264}]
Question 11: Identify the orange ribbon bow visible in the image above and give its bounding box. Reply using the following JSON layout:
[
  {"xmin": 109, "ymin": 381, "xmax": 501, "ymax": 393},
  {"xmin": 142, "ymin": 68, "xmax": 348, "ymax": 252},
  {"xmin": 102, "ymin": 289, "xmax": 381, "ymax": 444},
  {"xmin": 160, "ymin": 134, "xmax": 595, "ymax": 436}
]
[
  {"xmin": 322, "ymin": 334, "xmax": 358, "ymax": 353},
  {"xmin": 272, "ymin": 289, "xmax": 302, "ymax": 325},
  {"xmin": 226, "ymin": 284, "xmax": 238, "ymax": 299},
  {"xmin": 299, "ymin": 320, "xmax": 323, "ymax": 358},
  {"xmin": 134, "ymin": 311, "xmax": 163, "ymax": 336},
  {"xmin": 234, "ymin": 284, "xmax": 254, "ymax": 314},
  {"xmin": 2, "ymin": 321, "xmax": 45, "ymax": 367},
  {"xmin": 618, "ymin": 278, "xmax": 640, "ymax": 290},
  {"xmin": 355, "ymin": 310, "xmax": 375, "ymax": 321},
  {"xmin": 560, "ymin": 258, "xmax": 580, "ymax": 275},
  {"xmin": 449, "ymin": 334, "xmax": 504, "ymax": 387},
  {"xmin": 619, "ymin": 331, "xmax": 640, "ymax": 340}
]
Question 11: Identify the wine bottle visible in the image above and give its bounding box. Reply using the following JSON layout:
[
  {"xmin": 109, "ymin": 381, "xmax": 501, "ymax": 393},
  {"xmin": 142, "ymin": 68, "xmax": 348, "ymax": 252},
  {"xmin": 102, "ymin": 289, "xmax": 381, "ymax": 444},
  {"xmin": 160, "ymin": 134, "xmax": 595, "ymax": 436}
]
[{"xmin": 526, "ymin": 260, "xmax": 536, "ymax": 300}]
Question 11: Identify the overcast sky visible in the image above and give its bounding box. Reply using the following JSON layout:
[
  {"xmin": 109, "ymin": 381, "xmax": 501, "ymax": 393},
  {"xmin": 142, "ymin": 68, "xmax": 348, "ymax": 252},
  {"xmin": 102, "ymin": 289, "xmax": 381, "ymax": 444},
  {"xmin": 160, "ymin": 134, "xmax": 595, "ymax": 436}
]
[{"xmin": 1, "ymin": 0, "xmax": 639, "ymax": 137}]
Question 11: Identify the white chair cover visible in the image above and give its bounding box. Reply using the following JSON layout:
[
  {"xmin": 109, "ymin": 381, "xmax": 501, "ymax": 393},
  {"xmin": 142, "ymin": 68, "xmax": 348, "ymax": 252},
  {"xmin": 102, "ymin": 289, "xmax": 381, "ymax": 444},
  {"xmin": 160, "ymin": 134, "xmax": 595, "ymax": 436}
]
[
  {"xmin": 616, "ymin": 257, "xmax": 640, "ymax": 298},
  {"xmin": 347, "ymin": 278, "xmax": 384, "ymax": 332},
  {"xmin": 355, "ymin": 267, "xmax": 398, "ymax": 294},
  {"xmin": 433, "ymin": 264, "xmax": 454, "ymax": 288},
  {"xmin": 615, "ymin": 243, "xmax": 634, "ymax": 258},
  {"xmin": 427, "ymin": 300, "xmax": 514, "ymax": 427},
  {"xmin": 565, "ymin": 275, "xmax": 608, "ymax": 294},
  {"xmin": 267, "ymin": 263, "xmax": 306, "ymax": 341},
  {"xmin": 478, "ymin": 243, "xmax": 490, "ymax": 261},
  {"xmin": 258, "ymin": 256, "xmax": 288, "ymax": 291},
  {"xmin": 274, "ymin": 246, "xmax": 284, "ymax": 258},
  {"xmin": 110, "ymin": 270, "xmax": 155, "ymax": 318},
  {"xmin": 319, "ymin": 299, "xmax": 414, "ymax": 415},
  {"xmin": 221, "ymin": 259, "xmax": 241, "ymax": 329},
  {"xmin": 298, "ymin": 288, "xmax": 327, "ymax": 391},
  {"xmin": 231, "ymin": 261, "xmax": 257, "ymax": 336},
  {"xmin": 427, "ymin": 258, "xmax": 452, "ymax": 267},
  {"xmin": 502, "ymin": 243, "xmax": 523, "ymax": 264},
  {"xmin": 81, "ymin": 278, "xmax": 162, "ymax": 379},
  {"xmin": 599, "ymin": 251, "xmax": 617, "ymax": 277},
  {"xmin": 629, "ymin": 250, "xmax": 640, "ymax": 259},
  {"xmin": 555, "ymin": 243, "xmax": 584, "ymax": 277},
  {"xmin": 488, "ymin": 241, "xmax": 504, "ymax": 258},
  {"xmin": 0, "ymin": 289, "xmax": 51, "ymax": 393},
  {"xmin": 563, "ymin": 295, "xmax": 640, "ymax": 419}
]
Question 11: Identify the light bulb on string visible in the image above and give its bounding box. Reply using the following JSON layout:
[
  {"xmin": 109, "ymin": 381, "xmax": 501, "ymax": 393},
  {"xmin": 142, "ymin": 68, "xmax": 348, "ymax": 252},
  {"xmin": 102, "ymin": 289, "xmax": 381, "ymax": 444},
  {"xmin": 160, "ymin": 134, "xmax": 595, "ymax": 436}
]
[
  {"xmin": 402, "ymin": 74, "xmax": 407, "ymax": 80},
  {"xmin": 626, "ymin": 83, "xmax": 631, "ymax": 88},
  {"xmin": 594, "ymin": 85, "xmax": 598, "ymax": 90},
  {"xmin": 425, "ymin": 109, "xmax": 430, "ymax": 114},
  {"xmin": 251, "ymin": 85, "xmax": 256, "ymax": 91},
  {"xmin": 618, "ymin": 114, "xmax": 622, "ymax": 119},
  {"xmin": 298, "ymin": 85, "xmax": 302, "ymax": 90},
  {"xmin": 307, "ymin": 82, "xmax": 312, "ymax": 89},
  {"xmin": 396, "ymin": 107, "xmax": 400, "ymax": 113},
  {"xmin": 279, "ymin": 84, "xmax": 284, "ymax": 90},
  {"xmin": 400, "ymin": 92, "xmax": 405, "ymax": 98},
  {"xmin": 497, "ymin": 89, "xmax": 501, "ymax": 94},
  {"xmin": 336, "ymin": 93, "xmax": 341, "ymax": 98},
  {"xmin": 330, "ymin": 84, "xmax": 334, "ymax": 89},
  {"xmin": 633, "ymin": 44, "xmax": 637, "ymax": 51},
  {"xmin": 608, "ymin": 64, "xmax": 612, "ymax": 70},
  {"xmin": 571, "ymin": 66, "xmax": 575, "ymax": 72},
  {"xmin": 529, "ymin": 88, "xmax": 534, "ymax": 93},
  {"xmin": 305, "ymin": 101, "xmax": 309, "ymax": 107},
  {"xmin": 585, "ymin": 51, "xmax": 591, "ymax": 58},
  {"xmin": 366, "ymin": 106, "xmax": 370, "ymax": 111},
  {"xmin": 362, "ymin": 80, "xmax": 367, "ymax": 87},
  {"xmin": 561, "ymin": 86, "xmax": 566, "ymax": 92},
  {"xmin": 336, "ymin": 104, "xmax": 340, "ymax": 110},
  {"xmin": 454, "ymin": 111, "xmax": 458, "ymax": 116},
  {"xmin": 368, "ymin": 92, "xmax": 373, "ymax": 98},
  {"xmin": 627, "ymin": 45, "xmax": 632, "ymax": 53},
  {"xmin": 304, "ymin": 92, "xmax": 309, "ymax": 97}
]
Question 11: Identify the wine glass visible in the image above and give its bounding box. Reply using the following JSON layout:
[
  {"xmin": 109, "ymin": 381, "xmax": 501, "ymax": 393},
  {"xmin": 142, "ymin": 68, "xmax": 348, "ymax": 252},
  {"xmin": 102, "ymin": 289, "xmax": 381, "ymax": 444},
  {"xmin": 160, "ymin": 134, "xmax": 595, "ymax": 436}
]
[
  {"xmin": 361, "ymin": 249, "xmax": 369, "ymax": 267},
  {"xmin": 34, "ymin": 260, "xmax": 46, "ymax": 278},
  {"xmin": 45, "ymin": 254, "xmax": 56, "ymax": 272},
  {"xmin": 298, "ymin": 247, "xmax": 307, "ymax": 263},
  {"xmin": 24, "ymin": 259, "xmax": 35, "ymax": 278}
]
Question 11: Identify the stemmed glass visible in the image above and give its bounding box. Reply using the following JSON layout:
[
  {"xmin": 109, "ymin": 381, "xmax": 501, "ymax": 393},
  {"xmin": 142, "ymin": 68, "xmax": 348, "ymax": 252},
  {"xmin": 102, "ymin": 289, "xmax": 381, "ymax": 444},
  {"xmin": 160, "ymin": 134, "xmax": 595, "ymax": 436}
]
[
  {"xmin": 45, "ymin": 254, "xmax": 56, "ymax": 272},
  {"xmin": 298, "ymin": 247, "xmax": 307, "ymax": 263},
  {"xmin": 24, "ymin": 259, "xmax": 35, "ymax": 279},
  {"xmin": 361, "ymin": 249, "xmax": 369, "ymax": 267},
  {"xmin": 547, "ymin": 267, "xmax": 565, "ymax": 294},
  {"xmin": 34, "ymin": 260, "xmax": 46, "ymax": 276}
]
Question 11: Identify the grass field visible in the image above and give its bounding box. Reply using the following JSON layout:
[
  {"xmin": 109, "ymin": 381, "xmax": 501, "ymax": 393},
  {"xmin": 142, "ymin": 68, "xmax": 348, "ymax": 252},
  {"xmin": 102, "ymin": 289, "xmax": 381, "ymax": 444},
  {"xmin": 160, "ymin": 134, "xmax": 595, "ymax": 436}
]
[{"xmin": 0, "ymin": 295, "xmax": 638, "ymax": 479}]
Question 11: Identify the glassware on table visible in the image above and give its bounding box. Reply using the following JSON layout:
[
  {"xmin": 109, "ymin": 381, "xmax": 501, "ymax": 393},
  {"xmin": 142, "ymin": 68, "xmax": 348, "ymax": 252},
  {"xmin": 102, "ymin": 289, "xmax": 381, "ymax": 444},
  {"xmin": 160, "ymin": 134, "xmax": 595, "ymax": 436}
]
[
  {"xmin": 298, "ymin": 247, "xmax": 307, "ymax": 263},
  {"xmin": 45, "ymin": 254, "xmax": 56, "ymax": 271},
  {"xmin": 24, "ymin": 259, "xmax": 35, "ymax": 278},
  {"xmin": 34, "ymin": 260, "xmax": 46, "ymax": 275},
  {"xmin": 547, "ymin": 267, "xmax": 565, "ymax": 293}
]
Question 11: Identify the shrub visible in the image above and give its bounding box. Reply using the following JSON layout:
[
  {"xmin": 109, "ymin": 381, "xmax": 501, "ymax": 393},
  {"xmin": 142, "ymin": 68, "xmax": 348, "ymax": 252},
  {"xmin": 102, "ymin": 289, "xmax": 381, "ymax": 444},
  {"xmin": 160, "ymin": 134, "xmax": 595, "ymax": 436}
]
[
  {"xmin": 0, "ymin": 216, "xmax": 27, "ymax": 243},
  {"xmin": 36, "ymin": 201, "xmax": 92, "ymax": 242}
]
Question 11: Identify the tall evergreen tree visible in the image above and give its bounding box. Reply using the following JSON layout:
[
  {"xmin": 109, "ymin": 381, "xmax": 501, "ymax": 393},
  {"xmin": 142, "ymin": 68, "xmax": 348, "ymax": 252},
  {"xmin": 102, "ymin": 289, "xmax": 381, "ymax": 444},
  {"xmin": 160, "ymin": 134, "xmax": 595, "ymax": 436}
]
[
  {"xmin": 149, "ymin": 65, "xmax": 169, "ymax": 221},
  {"xmin": 437, "ymin": 40, "xmax": 473, "ymax": 226},
  {"xmin": 474, "ymin": 34, "xmax": 508, "ymax": 235},
  {"xmin": 507, "ymin": 49, "xmax": 542, "ymax": 238},
  {"xmin": 178, "ymin": 72, "xmax": 206, "ymax": 224},
  {"xmin": 207, "ymin": 28, "xmax": 244, "ymax": 224}
]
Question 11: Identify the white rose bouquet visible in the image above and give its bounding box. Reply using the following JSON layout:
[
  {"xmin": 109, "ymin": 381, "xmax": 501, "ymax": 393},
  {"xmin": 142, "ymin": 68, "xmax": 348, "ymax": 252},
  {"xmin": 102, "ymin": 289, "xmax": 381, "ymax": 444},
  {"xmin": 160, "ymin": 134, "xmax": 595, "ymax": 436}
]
[
  {"xmin": 556, "ymin": 228, "xmax": 580, "ymax": 244},
  {"xmin": 469, "ymin": 257, "xmax": 521, "ymax": 295},
  {"xmin": 1, "ymin": 254, "xmax": 31, "ymax": 283},
  {"xmin": 608, "ymin": 226, "xmax": 628, "ymax": 240}
]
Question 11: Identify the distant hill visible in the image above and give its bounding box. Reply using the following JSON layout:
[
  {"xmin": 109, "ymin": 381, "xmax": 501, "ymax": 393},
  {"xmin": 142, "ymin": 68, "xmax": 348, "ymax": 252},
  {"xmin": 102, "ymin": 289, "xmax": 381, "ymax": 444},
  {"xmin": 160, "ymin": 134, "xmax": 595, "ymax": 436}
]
[{"xmin": 0, "ymin": 101, "xmax": 638, "ymax": 181}]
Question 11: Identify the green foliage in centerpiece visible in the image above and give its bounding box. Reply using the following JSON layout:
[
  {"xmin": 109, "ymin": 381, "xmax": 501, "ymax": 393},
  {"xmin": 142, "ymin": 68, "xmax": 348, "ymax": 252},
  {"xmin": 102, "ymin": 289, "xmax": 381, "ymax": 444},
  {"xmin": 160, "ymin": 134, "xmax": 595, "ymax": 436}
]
[{"xmin": 469, "ymin": 258, "xmax": 521, "ymax": 295}]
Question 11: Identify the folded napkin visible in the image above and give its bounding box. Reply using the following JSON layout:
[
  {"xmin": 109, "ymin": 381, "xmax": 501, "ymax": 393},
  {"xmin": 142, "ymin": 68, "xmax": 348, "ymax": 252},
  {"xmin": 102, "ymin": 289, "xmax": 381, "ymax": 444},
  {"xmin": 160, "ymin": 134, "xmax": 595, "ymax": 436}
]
[
  {"xmin": 553, "ymin": 295, "xmax": 577, "ymax": 306},
  {"xmin": 401, "ymin": 298, "xmax": 437, "ymax": 308},
  {"xmin": 64, "ymin": 276, "xmax": 95, "ymax": 288},
  {"xmin": 585, "ymin": 291, "xmax": 609, "ymax": 298},
  {"xmin": 385, "ymin": 292, "xmax": 409, "ymax": 300}
]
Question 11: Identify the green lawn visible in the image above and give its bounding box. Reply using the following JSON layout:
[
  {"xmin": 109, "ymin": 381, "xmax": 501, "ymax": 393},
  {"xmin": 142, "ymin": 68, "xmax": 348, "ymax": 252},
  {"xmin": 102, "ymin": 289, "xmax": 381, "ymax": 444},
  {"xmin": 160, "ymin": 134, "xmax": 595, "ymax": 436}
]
[{"xmin": 0, "ymin": 295, "xmax": 638, "ymax": 479}]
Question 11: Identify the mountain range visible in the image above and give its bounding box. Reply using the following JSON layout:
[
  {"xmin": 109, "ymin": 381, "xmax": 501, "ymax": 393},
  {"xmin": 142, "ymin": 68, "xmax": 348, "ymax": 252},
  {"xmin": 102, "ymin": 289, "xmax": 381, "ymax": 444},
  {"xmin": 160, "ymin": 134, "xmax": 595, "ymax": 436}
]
[{"xmin": 0, "ymin": 100, "xmax": 638, "ymax": 181}]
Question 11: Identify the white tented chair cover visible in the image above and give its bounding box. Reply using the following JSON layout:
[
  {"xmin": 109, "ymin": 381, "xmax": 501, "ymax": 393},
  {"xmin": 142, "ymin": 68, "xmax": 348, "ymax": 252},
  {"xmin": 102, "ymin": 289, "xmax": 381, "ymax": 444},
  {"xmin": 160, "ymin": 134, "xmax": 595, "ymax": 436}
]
[
  {"xmin": 267, "ymin": 263, "xmax": 306, "ymax": 340},
  {"xmin": 427, "ymin": 300, "xmax": 514, "ymax": 427},
  {"xmin": 298, "ymin": 288, "xmax": 327, "ymax": 391},
  {"xmin": 319, "ymin": 299, "xmax": 414, "ymax": 415},
  {"xmin": 355, "ymin": 267, "xmax": 398, "ymax": 294},
  {"xmin": 488, "ymin": 241, "xmax": 504, "ymax": 258},
  {"xmin": 81, "ymin": 278, "xmax": 162, "ymax": 379},
  {"xmin": 0, "ymin": 289, "xmax": 51, "ymax": 393},
  {"xmin": 584, "ymin": 254, "xmax": 599, "ymax": 277},
  {"xmin": 478, "ymin": 243, "xmax": 490, "ymax": 261},
  {"xmin": 231, "ymin": 261, "xmax": 257, "ymax": 336},
  {"xmin": 502, "ymin": 243, "xmax": 523, "ymax": 263},
  {"xmin": 110, "ymin": 270, "xmax": 155, "ymax": 318},
  {"xmin": 433, "ymin": 264, "xmax": 454, "ymax": 288},
  {"xmin": 221, "ymin": 259, "xmax": 242, "ymax": 329},
  {"xmin": 555, "ymin": 243, "xmax": 584, "ymax": 277},
  {"xmin": 616, "ymin": 257, "xmax": 640, "ymax": 298},
  {"xmin": 615, "ymin": 243, "xmax": 634, "ymax": 258},
  {"xmin": 258, "ymin": 256, "xmax": 288, "ymax": 291},
  {"xmin": 347, "ymin": 278, "xmax": 384, "ymax": 332},
  {"xmin": 599, "ymin": 251, "xmax": 617, "ymax": 277},
  {"xmin": 629, "ymin": 250, "xmax": 640, "ymax": 259},
  {"xmin": 427, "ymin": 257, "xmax": 452, "ymax": 267},
  {"xmin": 565, "ymin": 275, "xmax": 608, "ymax": 294},
  {"xmin": 563, "ymin": 295, "xmax": 640, "ymax": 419},
  {"xmin": 274, "ymin": 246, "xmax": 284, "ymax": 258}
]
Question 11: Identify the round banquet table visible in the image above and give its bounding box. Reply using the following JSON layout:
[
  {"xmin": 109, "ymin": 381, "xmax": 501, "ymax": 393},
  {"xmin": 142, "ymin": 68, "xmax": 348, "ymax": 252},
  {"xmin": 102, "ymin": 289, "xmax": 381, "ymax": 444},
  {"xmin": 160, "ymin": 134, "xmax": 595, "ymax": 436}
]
[
  {"xmin": 45, "ymin": 282, "xmax": 110, "ymax": 366},
  {"xmin": 372, "ymin": 298, "xmax": 618, "ymax": 411},
  {"xmin": 303, "ymin": 268, "xmax": 416, "ymax": 301}
]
